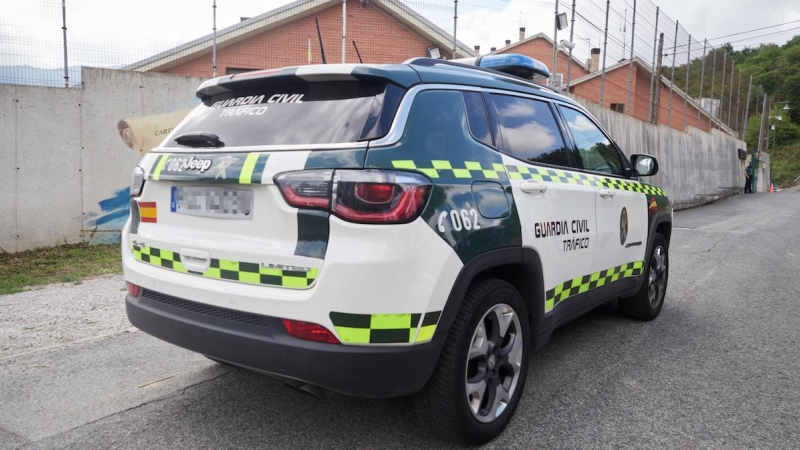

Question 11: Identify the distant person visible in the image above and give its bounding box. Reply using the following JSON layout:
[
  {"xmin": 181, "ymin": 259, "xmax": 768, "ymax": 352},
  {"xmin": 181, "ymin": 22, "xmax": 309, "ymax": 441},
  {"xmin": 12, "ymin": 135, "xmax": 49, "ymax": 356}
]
[{"xmin": 744, "ymin": 162, "xmax": 754, "ymax": 194}]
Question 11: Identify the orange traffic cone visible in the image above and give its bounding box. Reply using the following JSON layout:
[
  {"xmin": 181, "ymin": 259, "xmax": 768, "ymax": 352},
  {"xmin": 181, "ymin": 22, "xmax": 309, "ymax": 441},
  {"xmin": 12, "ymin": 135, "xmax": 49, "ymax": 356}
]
[{"xmin": 769, "ymin": 183, "xmax": 774, "ymax": 193}]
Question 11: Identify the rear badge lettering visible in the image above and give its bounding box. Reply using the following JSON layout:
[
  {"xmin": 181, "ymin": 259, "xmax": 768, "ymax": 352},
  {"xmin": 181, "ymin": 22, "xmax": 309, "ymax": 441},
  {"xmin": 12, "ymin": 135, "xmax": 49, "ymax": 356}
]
[
  {"xmin": 210, "ymin": 95, "xmax": 266, "ymax": 108},
  {"xmin": 165, "ymin": 156, "xmax": 213, "ymax": 173},
  {"xmin": 261, "ymin": 263, "xmax": 311, "ymax": 273},
  {"xmin": 267, "ymin": 93, "xmax": 304, "ymax": 104},
  {"xmin": 219, "ymin": 106, "xmax": 269, "ymax": 117}
]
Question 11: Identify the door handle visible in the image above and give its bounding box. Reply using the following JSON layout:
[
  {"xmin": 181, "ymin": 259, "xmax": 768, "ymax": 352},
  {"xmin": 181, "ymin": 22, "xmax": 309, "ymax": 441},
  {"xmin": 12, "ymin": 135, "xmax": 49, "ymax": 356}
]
[
  {"xmin": 520, "ymin": 181, "xmax": 548, "ymax": 194},
  {"xmin": 180, "ymin": 248, "xmax": 211, "ymax": 273},
  {"xmin": 598, "ymin": 189, "xmax": 616, "ymax": 199}
]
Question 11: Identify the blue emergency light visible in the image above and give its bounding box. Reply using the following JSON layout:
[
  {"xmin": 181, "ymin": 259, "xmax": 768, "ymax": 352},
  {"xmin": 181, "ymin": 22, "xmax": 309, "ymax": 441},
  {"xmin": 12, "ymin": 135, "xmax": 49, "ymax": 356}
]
[{"xmin": 477, "ymin": 54, "xmax": 551, "ymax": 80}]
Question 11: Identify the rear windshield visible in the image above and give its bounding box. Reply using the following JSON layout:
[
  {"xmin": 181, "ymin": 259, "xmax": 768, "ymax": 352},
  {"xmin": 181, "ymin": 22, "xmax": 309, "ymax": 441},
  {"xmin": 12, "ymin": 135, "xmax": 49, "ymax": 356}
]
[{"xmin": 170, "ymin": 80, "xmax": 404, "ymax": 148}]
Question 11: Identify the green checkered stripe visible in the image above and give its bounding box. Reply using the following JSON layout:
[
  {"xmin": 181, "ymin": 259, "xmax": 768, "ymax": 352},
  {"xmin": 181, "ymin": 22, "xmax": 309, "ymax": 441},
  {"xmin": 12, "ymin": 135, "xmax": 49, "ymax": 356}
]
[
  {"xmin": 329, "ymin": 311, "xmax": 442, "ymax": 344},
  {"xmin": 545, "ymin": 261, "xmax": 644, "ymax": 312},
  {"xmin": 389, "ymin": 159, "xmax": 665, "ymax": 196},
  {"xmin": 391, "ymin": 160, "xmax": 507, "ymax": 180},
  {"xmin": 132, "ymin": 244, "xmax": 318, "ymax": 289},
  {"xmin": 505, "ymin": 164, "xmax": 666, "ymax": 196}
]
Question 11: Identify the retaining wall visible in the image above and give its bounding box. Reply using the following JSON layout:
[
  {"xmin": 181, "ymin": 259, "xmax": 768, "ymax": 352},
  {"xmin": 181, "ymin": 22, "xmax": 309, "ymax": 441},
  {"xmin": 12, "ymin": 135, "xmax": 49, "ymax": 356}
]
[
  {"xmin": 571, "ymin": 96, "xmax": 751, "ymax": 210},
  {"xmin": 0, "ymin": 70, "xmax": 756, "ymax": 253},
  {"xmin": 0, "ymin": 68, "xmax": 205, "ymax": 253}
]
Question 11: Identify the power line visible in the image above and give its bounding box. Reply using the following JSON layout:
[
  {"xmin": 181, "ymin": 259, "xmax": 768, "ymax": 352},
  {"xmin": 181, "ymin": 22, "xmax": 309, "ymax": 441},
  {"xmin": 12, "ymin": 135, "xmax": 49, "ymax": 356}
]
[{"xmin": 708, "ymin": 19, "xmax": 800, "ymax": 41}]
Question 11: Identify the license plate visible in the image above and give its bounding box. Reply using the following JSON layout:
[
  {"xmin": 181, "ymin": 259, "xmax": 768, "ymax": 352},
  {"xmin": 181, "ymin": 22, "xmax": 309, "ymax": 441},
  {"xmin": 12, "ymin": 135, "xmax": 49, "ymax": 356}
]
[{"xmin": 171, "ymin": 186, "xmax": 253, "ymax": 220}]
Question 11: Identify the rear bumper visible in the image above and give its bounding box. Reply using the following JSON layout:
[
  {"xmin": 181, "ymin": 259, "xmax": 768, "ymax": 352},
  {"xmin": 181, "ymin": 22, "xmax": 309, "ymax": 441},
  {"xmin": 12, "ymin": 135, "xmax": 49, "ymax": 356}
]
[{"xmin": 126, "ymin": 289, "xmax": 443, "ymax": 399}]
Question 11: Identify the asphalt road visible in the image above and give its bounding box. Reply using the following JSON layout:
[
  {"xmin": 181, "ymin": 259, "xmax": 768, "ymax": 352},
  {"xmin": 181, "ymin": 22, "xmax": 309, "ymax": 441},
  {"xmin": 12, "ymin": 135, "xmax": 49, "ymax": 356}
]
[{"xmin": 2, "ymin": 189, "xmax": 800, "ymax": 449}]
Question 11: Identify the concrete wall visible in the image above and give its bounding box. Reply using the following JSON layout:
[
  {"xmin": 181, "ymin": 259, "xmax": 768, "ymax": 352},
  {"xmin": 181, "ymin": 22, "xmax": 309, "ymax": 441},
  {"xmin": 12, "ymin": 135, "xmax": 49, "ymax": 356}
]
[
  {"xmin": 571, "ymin": 95, "xmax": 748, "ymax": 210},
  {"xmin": 0, "ymin": 67, "xmax": 755, "ymax": 253},
  {"xmin": 0, "ymin": 67, "xmax": 205, "ymax": 253}
]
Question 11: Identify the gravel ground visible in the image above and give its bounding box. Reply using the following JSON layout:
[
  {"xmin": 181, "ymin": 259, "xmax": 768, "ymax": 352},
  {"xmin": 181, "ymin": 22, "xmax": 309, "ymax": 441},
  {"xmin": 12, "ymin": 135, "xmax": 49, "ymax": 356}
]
[{"xmin": 0, "ymin": 275, "xmax": 131, "ymax": 359}]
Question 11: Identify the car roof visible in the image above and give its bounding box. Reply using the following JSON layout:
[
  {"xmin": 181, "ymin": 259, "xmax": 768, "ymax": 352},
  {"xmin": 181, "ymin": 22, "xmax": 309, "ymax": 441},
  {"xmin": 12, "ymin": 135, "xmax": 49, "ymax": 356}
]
[{"xmin": 195, "ymin": 60, "xmax": 583, "ymax": 111}]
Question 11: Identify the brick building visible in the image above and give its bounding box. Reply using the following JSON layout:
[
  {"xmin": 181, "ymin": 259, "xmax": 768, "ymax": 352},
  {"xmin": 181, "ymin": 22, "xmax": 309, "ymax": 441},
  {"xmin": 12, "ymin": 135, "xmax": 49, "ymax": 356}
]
[
  {"xmin": 490, "ymin": 31, "xmax": 591, "ymax": 86},
  {"xmin": 126, "ymin": 0, "xmax": 475, "ymax": 76},
  {"xmin": 127, "ymin": 0, "xmax": 730, "ymax": 135},
  {"xmin": 568, "ymin": 58, "xmax": 733, "ymax": 133}
]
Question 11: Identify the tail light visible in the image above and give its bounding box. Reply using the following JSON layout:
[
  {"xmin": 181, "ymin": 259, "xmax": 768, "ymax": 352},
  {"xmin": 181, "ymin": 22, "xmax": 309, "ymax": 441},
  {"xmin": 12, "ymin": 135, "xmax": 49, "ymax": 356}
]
[
  {"xmin": 126, "ymin": 282, "xmax": 140, "ymax": 297},
  {"xmin": 275, "ymin": 170, "xmax": 431, "ymax": 224},
  {"xmin": 274, "ymin": 170, "xmax": 332, "ymax": 209},
  {"xmin": 282, "ymin": 319, "xmax": 340, "ymax": 344}
]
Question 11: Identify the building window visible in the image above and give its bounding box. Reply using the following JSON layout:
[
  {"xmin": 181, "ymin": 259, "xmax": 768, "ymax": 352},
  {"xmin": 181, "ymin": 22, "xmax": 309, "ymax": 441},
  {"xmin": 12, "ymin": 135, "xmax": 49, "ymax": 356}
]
[
  {"xmin": 226, "ymin": 67, "xmax": 259, "ymax": 75},
  {"xmin": 610, "ymin": 103, "xmax": 625, "ymax": 113}
]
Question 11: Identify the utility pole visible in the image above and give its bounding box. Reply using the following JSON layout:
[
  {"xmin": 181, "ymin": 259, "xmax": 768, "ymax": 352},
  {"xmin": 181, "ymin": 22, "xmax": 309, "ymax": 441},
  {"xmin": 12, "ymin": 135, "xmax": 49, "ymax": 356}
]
[
  {"xmin": 652, "ymin": 33, "xmax": 664, "ymax": 125},
  {"xmin": 565, "ymin": 0, "xmax": 577, "ymax": 87},
  {"xmin": 552, "ymin": 0, "xmax": 559, "ymax": 80},
  {"xmin": 754, "ymin": 94, "xmax": 770, "ymax": 192},
  {"xmin": 62, "ymin": 0, "xmax": 69, "ymax": 87}
]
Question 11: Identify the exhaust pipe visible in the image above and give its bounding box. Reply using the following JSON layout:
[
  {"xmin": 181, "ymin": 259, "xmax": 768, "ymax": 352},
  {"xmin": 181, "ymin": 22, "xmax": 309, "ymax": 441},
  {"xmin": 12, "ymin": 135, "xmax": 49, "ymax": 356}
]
[{"xmin": 284, "ymin": 380, "xmax": 334, "ymax": 399}]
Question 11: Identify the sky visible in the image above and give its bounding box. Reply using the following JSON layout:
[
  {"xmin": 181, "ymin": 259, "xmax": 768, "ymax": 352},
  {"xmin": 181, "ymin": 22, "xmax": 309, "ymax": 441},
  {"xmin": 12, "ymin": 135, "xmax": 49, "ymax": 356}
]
[{"xmin": 1, "ymin": 0, "xmax": 798, "ymax": 70}]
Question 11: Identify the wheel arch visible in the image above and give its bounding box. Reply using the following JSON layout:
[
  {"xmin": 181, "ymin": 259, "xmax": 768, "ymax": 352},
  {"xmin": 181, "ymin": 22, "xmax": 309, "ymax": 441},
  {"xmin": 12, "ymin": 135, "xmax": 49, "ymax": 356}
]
[{"xmin": 436, "ymin": 247, "xmax": 545, "ymax": 343}]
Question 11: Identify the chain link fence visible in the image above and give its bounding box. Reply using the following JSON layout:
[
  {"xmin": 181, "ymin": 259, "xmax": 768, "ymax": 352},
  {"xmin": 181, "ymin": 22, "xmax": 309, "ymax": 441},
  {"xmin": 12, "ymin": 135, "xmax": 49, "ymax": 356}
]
[{"xmin": 1, "ymin": 0, "xmax": 764, "ymax": 136}]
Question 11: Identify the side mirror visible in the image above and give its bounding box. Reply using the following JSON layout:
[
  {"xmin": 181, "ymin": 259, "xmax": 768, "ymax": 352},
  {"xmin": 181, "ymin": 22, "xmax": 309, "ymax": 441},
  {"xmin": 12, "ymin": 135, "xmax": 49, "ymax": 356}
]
[{"xmin": 631, "ymin": 154, "xmax": 659, "ymax": 177}]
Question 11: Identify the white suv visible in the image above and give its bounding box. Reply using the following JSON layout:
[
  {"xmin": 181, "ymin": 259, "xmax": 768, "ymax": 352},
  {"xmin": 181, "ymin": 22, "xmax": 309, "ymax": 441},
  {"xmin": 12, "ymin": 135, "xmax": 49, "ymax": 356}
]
[{"xmin": 123, "ymin": 55, "xmax": 671, "ymax": 444}]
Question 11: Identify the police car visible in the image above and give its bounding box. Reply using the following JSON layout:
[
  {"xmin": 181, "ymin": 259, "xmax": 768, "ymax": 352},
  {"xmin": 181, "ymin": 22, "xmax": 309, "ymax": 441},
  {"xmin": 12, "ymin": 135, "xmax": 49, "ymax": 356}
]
[{"xmin": 123, "ymin": 54, "xmax": 671, "ymax": 444}]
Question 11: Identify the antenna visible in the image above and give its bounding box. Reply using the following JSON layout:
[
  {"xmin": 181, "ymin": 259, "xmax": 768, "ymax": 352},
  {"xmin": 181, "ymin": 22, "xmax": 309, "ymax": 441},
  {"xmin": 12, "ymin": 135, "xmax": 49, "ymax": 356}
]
[
  {"xmin": 352, "ymin": 40, "xmax": 363, "ymax": 63},
  {"xmin": 314, "ymin": 15, "xmax": 327, "ymax": 64}
]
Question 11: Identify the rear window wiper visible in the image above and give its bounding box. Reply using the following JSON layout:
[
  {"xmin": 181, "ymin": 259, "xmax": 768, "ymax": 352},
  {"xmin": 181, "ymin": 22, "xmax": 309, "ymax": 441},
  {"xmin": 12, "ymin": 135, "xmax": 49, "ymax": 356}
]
[{"xmin": 174, "ymin": 131, "xmax": 225, "ymax": 148}]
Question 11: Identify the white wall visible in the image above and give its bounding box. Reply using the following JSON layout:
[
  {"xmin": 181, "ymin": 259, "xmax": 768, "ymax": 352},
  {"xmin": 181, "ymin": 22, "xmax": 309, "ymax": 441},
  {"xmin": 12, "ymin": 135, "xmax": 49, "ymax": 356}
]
[{"xmin": 0, "ymin": 68, "xmax": 205, "ymax": 253}]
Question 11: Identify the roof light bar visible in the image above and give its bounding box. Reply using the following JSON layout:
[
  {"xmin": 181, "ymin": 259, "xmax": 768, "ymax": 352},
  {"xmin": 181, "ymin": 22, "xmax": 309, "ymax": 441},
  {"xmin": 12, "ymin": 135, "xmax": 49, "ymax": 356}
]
[{"xmin": 476, "ymin": 54, "xmax": 551, "ymax": 80}]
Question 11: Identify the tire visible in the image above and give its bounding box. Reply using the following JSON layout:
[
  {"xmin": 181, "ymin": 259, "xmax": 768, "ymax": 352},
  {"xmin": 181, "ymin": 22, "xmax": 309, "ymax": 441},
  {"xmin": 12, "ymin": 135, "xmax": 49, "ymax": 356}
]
[
  {"xmin": 414, "ymin": 278, "xmax": 530, "ymax": 445},
  {"xmin": 618, "ymin": 233, "xmax": 669, "ymax": 320}
]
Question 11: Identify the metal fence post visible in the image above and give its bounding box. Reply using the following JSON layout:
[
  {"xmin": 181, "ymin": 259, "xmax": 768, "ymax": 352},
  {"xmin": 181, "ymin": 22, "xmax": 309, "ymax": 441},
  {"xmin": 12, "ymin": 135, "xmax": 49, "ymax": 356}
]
[
  {"xmin": 683, "ymin": 35, "xmax": 691, "ymax": 130},
  {"xmin": 742, "ymin": 75, "xmax": 753, "ymax": 141},
  {"xmin": 599, "ymin": 0, "xmax": 611, "ymax": 106},
  {"xmin": 709, "ymin": 49, "xmax": 717, "ymax": 129},
  {"xmin": 697, "ymin": 38, "xmax": 707, "ymax": 128},
  {"xmin": 667, "ymin": 21, "xmax": 678, "ymax": 126},
  {"xmin": 720, "ymin": 52, "xmax": 727, "ymax": 127},
  {"xmin": 552, "ymin": 0, "xmax": 559, "ymax": 79},
  {"xmin": 735, "ymin": 70, "xmax": 742, "ymax": 136},
  {"xmin": 452, "ymin": 0, "xmax": 458, "ymax": 59},
  {"xmin": 626, "ymin": 0, "xmax": 637, "ymax": 116},
  {"xmin": 648, "ymin": 7, "xmax": 660, "ymax": 123},
  {"xmin": 212, "ymin": 0, "xmax": 217, "ymax": 77},
  {"xmin": 565, "ymin": 0, "xmax": 577, "ymax": 88},
  {"xmin": 728, "ymin": 61, "xmax": 735, "ymax": 128},
  {"xmin": 62, "ymin": 0, "xmax": 69, "ymax": 87}
]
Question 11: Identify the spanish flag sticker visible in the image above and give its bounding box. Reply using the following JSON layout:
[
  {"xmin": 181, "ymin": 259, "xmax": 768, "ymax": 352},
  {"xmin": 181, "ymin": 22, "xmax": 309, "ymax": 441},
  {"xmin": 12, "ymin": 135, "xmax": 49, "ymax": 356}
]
[
  {"xmin": 139, "ymin": 202, "xmax": 157, "ymax": 223},
  {"xmin": 648, "ymin": 197, "xmax": 658, "ymax": 213}
]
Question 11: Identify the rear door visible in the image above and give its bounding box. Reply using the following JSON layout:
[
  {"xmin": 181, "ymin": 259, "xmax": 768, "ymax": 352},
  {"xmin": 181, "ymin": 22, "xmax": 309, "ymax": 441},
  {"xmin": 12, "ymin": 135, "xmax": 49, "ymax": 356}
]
[
  {"xmin": 556, "ymin": 105, "xmax": 648, "ymax": 305},
  {"xmin": 129, "ymin": 78, "xmax": 403, "ymax": 290},
  {"xmin": 487, "ymin": 93, "xmax": 597, "ymax": 318}
]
